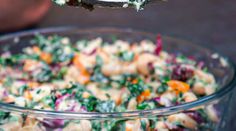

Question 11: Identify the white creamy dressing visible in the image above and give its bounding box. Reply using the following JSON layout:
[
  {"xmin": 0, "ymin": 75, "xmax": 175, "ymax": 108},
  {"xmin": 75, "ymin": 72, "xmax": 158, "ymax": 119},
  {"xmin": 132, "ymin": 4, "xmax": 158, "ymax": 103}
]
[
  {"xmin": 53, "ymin": 0, "xmax": 147, "ymax": 10},
  {"xmin": 53, "ymin": 0, "xmax": 68, "ymax": 5}
]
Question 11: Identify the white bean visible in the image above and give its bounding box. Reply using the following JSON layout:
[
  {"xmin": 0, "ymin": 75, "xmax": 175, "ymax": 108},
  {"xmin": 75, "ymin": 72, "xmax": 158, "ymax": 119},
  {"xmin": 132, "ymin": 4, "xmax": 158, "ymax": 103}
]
[
  {"xmin": 64, "ymin": 66, "xmax": 80, "ymax": 83},
  {"xmin": 79, "ymin": 54, "xmax": 96, "ymax": 68},
  {"xmin": 125, "ymin": 119, "xmax": 149, "ymax": 131},
  {"xmin": 114, "ymin": 40, "xmax": 130, "ymax": 52},
  {"xmin": 140, "ymin": 40, "xmax": 155, "ymax": 52},
  {"xmin": 83, "ymin": 37, "xmax": 102, "ymax": 54},
  {"xmin": 205, "ymin": 84, "xmax": 216, "ymax": 95},
  {"xmin": 154, "ymin": 121, "xmax": 168, "ymax": 130},
  {"xmin": 121, "ymin": 63, "xmax": 137, "ymax": 74},
  {"xmin": 183, "ymin": 92, "xmax": 197, "ymax": 102},
  {"xmin": 63, "ymin": 120, "xmax": 91, "ymax": 131},
  {"xmin": 206, "ymin": 105, "xmax": 219, "ymax": 122},
  {"xmin": 192, "ymin": 81, "xmax": 206, "ymax": 95},
  {"xmin": 127, "ymin": 97, "xmax": 138, "ymax": 111},
  {"xmin": 20, "ymin": 125, "xmax": 44, "ymax": 131},
  {"xmin": 136, "ymin": 53, "xmax": 157, "ymax": 75},
  {"xmin": 101, "ymin": 62, "xmax": 122, "ymax": 76},
  {"xmin": 31, "ymin": 85, "xmax": 52, "ymax": 102},
  {"xmin": 195, "ymin": 69, "xmax": 215, "ymax": 84},
  {"xmin": 0, "ymin": 122, "xmax": 22, "ymax": 131},
  {"xmin": 168, "ymin": 113, "xmax": 197, "ymax": 129}
]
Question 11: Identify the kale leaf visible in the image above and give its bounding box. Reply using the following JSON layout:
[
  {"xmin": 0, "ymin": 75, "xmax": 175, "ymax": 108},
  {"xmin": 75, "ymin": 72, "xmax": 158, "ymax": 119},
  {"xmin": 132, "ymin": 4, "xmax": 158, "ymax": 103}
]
[{"xmin": 95, "ymin": 100, "xmax": 115, "ymax": 113}]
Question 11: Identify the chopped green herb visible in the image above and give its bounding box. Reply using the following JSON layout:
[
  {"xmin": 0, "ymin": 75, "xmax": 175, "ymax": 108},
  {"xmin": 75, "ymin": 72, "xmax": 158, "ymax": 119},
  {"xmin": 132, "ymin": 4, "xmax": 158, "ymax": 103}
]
[
  {"xmin": 119, "ymin": 51, "xmax": 134, "ymax": 62},
  {"xmin": 156, "ymin": 84, "xmax": 168, "ymax": 94},
  {"xmin": 96, "ymin": 100, "xmax": 115, "ymax": 113}
]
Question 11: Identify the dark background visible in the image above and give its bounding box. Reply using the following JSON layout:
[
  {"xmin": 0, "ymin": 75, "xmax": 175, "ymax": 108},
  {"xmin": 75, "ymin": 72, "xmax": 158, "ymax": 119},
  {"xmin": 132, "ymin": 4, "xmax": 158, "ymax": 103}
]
[
  {"xmin": 2, "ymin": 0, "xmax": 236, "ymax": 129},
  {"xmin": 37, "ymin": 0, "xmax": 236, "ymax": 61}
]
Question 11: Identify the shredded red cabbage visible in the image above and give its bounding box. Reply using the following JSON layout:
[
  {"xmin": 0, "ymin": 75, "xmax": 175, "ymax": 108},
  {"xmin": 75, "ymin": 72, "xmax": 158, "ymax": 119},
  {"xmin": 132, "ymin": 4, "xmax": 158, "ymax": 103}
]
[{"xmin": 154, "ymin": 34, "xmax": 162, "ymax": 55}]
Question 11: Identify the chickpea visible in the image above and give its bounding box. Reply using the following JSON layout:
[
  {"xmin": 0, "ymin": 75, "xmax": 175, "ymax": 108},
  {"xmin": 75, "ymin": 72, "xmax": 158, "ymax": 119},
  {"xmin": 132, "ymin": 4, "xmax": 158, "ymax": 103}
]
[
  {"xmin": 83, "ymin": 37, "xmax": 102, "ymax": 54},
  {"xmin": 125, "ymin": 119, "xmax": 149, "ymax": 131},
  {"xmin": 183, "ymin": 92, "xmax": 197, "ymax": 102},
  {"xmin": 101, "ymin": 62, "xmax": 122, "ymax": 76},
  {"xmin": 121, "ymin": 63, "xmax": 137, "ymax": 74},
  {"xmin": 0, "ymin": 122, "xmax": 21, "ymax": 131},
  {"xmin": 11, "ymin": 81, "xmax": 25, "ymax": 95},
  {"xmin": 205, "ymin": 84, "xmax": 216, "ymax": 95},
  {"xmin": 23, "ymin": 60, "xmax": 41, "ymax": 72},
  {"xmin": 127, "ymin": 97, "xmax": 138, "ymax": 111},
  {"xmin": 195, "ymin": 69, "xmax": 215, "ymax": 84},
  {"xmin": 103, "ymin": 88, "xmax": 122, "ymax": 103},
  {"xmin": 154, "ymin": 121, "xmax": 168, "ymax": 130},
  {"xmin": 114, "ymin": 40, "xmax": 130, "ymax": 52},
  {"xmin": 63, "ymin": 120, "xmax": 91, "ymax": 131},
  {"xmin": 140, "ymin": 40, "xmax": 155, "ymax": 53},
  {"xmin": 31, "ymin": 85, "xmax": 52, "ymax": 102},
  {"xmin": 64, "ymin": 65, "xmax": 80, "ymax": 83},
  {"xmin": 53, "ymin": 81, "xmax": 69, "ymax": 90},
  {"xmin": 79, "ymin": 54, "xmax": 96, "ymax": 68},
  {"xmin": 193, "ymin": 81, "xmax": 216, "ymax": 95},
  {"xmin": 161, "ymin": 91, "xmax": 176, "ymax": 101},
  {"xmin": 86, "ymin": 83, "xmax": 106, "ymax": 100},
  {"xmin": 15, "ymin": 97, "xmax": 26, "ymax": 107},
  {"xmin": 103, "ymin": 45, "xmax": 119, "ymax": 54},
  {"xmin": 192, "ymin": 81, "xmax": 205, "ymax": 95},
  {"xmin": 20, "ymin": 118, "xmax": 39, "ymax": 131},
  {"xmin": 79, "ymin": 120, "xmax": 92, "ymax": 131},
  {"xmin": 130, "ymin": 44, "xmax": 143, "ymax": 54},
  {"xmin": 168, "ymin": 113, "xmax": 197, "ymax": 129},
  {"xmin": 20, "ymin": 125, "xmax": 44, "ymax": 131},
  {"xmin": 97, "ymin": 49, "xmax": 110, "ymax": 64},
  {"xmin": 136, "ymin": 53, "xmax": 158, "ymax": 75}
]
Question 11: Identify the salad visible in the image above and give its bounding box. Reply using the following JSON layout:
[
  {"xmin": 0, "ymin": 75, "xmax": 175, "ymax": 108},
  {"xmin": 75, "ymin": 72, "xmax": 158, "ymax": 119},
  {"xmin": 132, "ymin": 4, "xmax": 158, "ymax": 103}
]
[{"xmin": 0, "ymin": 34, "xmax": 219, "ymax": 131}]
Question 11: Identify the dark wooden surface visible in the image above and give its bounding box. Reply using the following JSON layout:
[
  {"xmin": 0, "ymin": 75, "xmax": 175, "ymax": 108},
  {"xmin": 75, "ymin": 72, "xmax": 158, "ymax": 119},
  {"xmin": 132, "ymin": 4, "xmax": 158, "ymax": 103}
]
[{"xmin": 5, "ymin": 0, "xmax": 236, "ymax": 130}]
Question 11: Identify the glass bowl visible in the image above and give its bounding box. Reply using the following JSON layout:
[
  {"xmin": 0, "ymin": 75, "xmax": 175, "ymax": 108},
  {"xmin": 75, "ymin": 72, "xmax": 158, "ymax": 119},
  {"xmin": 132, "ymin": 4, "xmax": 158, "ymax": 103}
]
[{"xmin": 0, "ymin": 27, "xmax": 235, "ymax": 131}]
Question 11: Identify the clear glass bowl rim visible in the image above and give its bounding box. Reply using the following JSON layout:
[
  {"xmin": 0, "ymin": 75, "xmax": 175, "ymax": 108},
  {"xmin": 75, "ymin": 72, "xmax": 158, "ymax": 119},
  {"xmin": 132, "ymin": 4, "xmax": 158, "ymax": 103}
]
[{"xmin": 0, "ymin": 27, "xmax": 235, "ymax": 120}]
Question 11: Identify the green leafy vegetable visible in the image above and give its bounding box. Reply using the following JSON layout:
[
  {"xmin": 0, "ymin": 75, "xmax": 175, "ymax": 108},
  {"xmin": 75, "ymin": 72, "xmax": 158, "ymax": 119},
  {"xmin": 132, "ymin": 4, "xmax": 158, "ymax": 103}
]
[
  {"xmin": 96, "ymin": 100, "xmax": 115, "ymax": 113},
  {"xmin": 33, "ymin": 64, "xmax": 52, "ymax": 82},
  {"xmin": 127, "ymin": 78, "xmax": 145, "ymax": 97},
  {"xmin": 119, "ymin": 51, "xmax": 134, "ymax": 62},
  {"xmin": 18, "ymin": 85, "xmax": 28, "ymax": 96},
  {"xmin": 156, "ymin": 84, "xmax": 168, "ymax": 94},
  {"xmin": 82, "ymin": 96, "xmax": 98, "ymax": 111}
]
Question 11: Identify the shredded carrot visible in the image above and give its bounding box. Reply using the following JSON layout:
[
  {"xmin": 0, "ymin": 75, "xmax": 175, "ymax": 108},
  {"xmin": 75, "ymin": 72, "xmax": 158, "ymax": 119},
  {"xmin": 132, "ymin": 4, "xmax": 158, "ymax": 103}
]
[
  {"xmin": 126, "ymin": 127, "xmax": 132, "ymax": 131},
  {"xmin": 77, "ymin": 74, "xmax": 90, "ymax": 85},
  {"xmin": 32, "ymin": 46, "xmax": 41, "ymax": 55},
  {"xmin": 137, "ymin": 89, "xmax": 151, "ymax": 103},
  {"xmin": 73, "ymin": 54, "xmax": 90, "ymax": 84},
  {"xmin": 116, "ymin": 97, "xmax": 122, "ymax": 105},
  {"xmin": 40, "ymin": 52, "xmax": 52, "ymax": 64},
  {"xmin": 28, "ymin": 82, "xmax": 39, "ymax": 89},
  {"xmin": 167, "ymin": 80, "xmax": 190, "ymax": 94},
  {"xmin": 125, "ymin": 122, "xmax": 135, "ymax": 131},
  {"xmin": 132, "ymin": 79, "xmax": 138, "ymax": 84},
  {"xmin": 24, "ymin": 117, "xmax": 35, "ymax": 126},
  {"xmin": 116, "ymin": 88, "xmax": 126, "ymax": 105},
  {"xmin": 133, "ymin": 54, "xmax": 139, "ymax": 61},
  {"xmin": 24, "ymin": 91, "xmax": 32, "ymax": 100}
]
